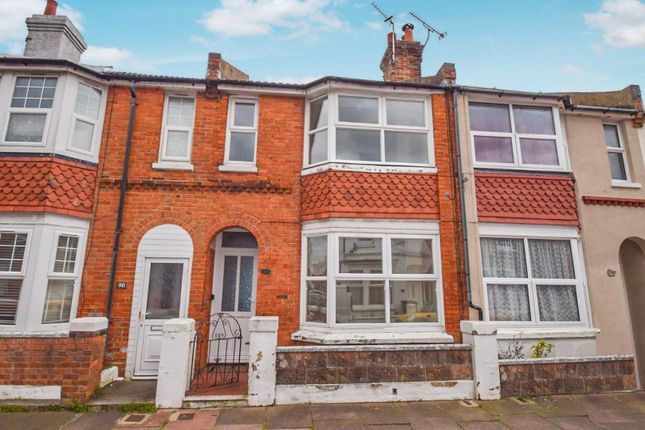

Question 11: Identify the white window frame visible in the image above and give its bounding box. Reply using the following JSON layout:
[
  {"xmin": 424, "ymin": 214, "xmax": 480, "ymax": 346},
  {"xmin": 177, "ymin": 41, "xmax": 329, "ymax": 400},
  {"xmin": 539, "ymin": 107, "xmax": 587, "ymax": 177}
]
[
  {"xmin": 304, "ymin": 91, "xmax": 435, "ymax": 169},
  {"xmin": 42, "ymin": 232, "xmax": 81, "ymax": 325},
  {"xmin": 221, "ymin": 97, "xmax": 259, "ymax": 172},
  {"xmin": 0, "ymin": 230, "xmax": 32, "ymax": 327},
  {"xmin": 478, "ymin": 224, "xmax": 590, "ymax": 328},
  {"xmin": 2, "ymin": 75, "xmax": 57, "ymax": 147},
  {"xmin": 603, "ymin": 123, "xmax": 631, "ymax": 184},
  {"xmin": 300, "ymin": 220, "xmax": 444, "ymax": 332},
  {"xmin": 67, "ymin": 81, "xmax": 103, "ymax": 156},
  {"xmin": 153, "ymin": 94, "xmax": 196, "ymax": 170},
  {"xmin": 468, "ymin": 101, "xmax": 567, "ymax": 171}
]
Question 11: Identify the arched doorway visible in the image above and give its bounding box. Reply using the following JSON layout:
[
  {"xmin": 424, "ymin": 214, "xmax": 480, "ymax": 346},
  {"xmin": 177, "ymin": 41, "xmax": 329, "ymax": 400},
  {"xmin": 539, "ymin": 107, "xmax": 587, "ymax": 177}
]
[
  {"xmin": 620, "ymin": 238, "xmax": 645, "ymax": 389},
  {"xmin": 210, "ymin": 228, "xmax": 259, "ymax": 362}
]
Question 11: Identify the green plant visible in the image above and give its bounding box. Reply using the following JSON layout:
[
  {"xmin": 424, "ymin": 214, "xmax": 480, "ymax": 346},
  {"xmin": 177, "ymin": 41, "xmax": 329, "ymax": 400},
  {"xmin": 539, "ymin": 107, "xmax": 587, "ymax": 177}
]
[
  {"xmin": 68, "ymin": 403, "xmax": 90, "ymax": 413},
  {"xmin": 119, "ymin": 403, "xmax": 157, "ymax": 413},
  {"xmin": 531, "ymin": 339, "xmax": 554, "ymax": 358},
  {"xmin": 0, "ymin": 405, "xmax": 27, "ymax": 413},
  {"xmin": 45, "ymin": 404, "xmax": 64, "ymax": 411},
  {"xmin": 498, "ymin": 336, "xmax": 525, "ymax": 359}
]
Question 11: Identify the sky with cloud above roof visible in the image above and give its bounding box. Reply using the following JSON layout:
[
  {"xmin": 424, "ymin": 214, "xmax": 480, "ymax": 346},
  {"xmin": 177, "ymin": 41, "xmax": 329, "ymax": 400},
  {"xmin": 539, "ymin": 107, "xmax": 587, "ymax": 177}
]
[{"xmin": 0, "ymin": 0, "xmax": 644, "ymax": 92}]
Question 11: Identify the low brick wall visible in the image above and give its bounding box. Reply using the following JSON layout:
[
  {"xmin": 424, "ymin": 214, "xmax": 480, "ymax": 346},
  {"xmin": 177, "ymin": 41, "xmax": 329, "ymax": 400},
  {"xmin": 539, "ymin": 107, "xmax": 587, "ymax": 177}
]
[
  {"xmin": 0, "ymin": 330, "xmax": 106, "ymax": 402},
  {"xmin": 276, "ymin": 344, "xmax": 473, "ymax": 385},
  {"xmin": 499, "ymin": 355, "xmax": 636, "ymax": 397}
]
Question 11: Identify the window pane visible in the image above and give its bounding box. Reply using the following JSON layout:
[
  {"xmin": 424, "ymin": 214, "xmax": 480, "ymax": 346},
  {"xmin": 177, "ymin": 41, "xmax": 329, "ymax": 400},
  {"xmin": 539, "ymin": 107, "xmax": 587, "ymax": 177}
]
[
  {"xmin": 71, "ymin": 119, "xmax": 94, "ymax": 152},
  {"xmin": 384, "ymin": 131, "xmax": 428, "ymax": 163},
  {"xmin": 338, "ymin": 96, "xmax": 378, "ymax": 124},
  {"xmin": 537, "ymin": 284, "xmax": 580, "ymax": 321},
  {"xmin": 513, "ymin": 106, "xmax": 555, "ymax": 134},
  {"xmin": 528, "ymin": 240, "xmax": 575, "ymax": 279},
  {"xmin": 336, "ymin": 128, "xmax": 381, "ymax": 162},
  {"xmin": 309, "ymin": 130, "xmax": 327, "ymax": 164},
  {"xmin": 5, "ymin": 113, "xmax": 47, "ymax": 142},
  {"xmin": 603, "ymin": 124, "xmax": 620, "ymax": 148},
  {"xmin": 386, "ymin": 100, "xmax": 425, "ymax": 127},
  {"xmin": 391, "ymin": 239, "xmax": 433, "ymax": 274},
  {"xmin": 339, "ymin": 237, "xmax": 382, "ymax": 273},
  {"xmin": 481, "ymin": 238, "xmax": 527, "ymax": 278},
  {"xmin": 474, "ymin": 136, "xmax": 514, "ymax": 163},
  {"xmin": 167, "ymin": 97, "xmax": 195, "ymax": 128},
  {"xmin": 221, "ymin": 256, "xmax": 237, "ymax": 312},
  {"xmin": 0, "ymin": 279, "xmax": 22, "ymax": 324},
  {"xmin": 0, "ymin": 232, "xmax": 27, "ymax": 272},
  {"xmin": 42, "ymin": 279, "xmax": 74, "ymax": 323},
  {"xmin": 145, "ymin": 262, "xmax": 183, "ymax": 319},
  {"xmin": 222, "ymin": 231, "xmax": 258, "ymax": 248},
  {"xmin": 238, "ymin": 256, "xmax": 254, "ymax": 312},
  {"xmin": 11, "ymin": 77, "xmax": 57, "ymax": 109},
  {"xmin": 74, "ymin": 83, "xmax": 101, "ymax": 119},
  {"xmin": 519, "ymin": 138, "xmax": 559, "ymax": 165},
  {"xmin": 336, "ymin": 280, "xmax": 385, "ymax": 323},
  {"xmin": 53, "ymin": 235, "xmax": 78, "ymax": 274},
  {"xmin": 307, "ymin": 236, "xmax": 327, "ymax": 277},
  {"xmin": 229, "ymin": 131, "xmax": 255, "ymax": 162},
  {"xmin": 487, "ymin": 284, "xmax": 531, "ymax": 321},
  {"xmin": 390, "ymin": 281, "xmax": 437, "ymax": 323},
  {"xmin": 310, "ymin": 97, "xmax": 328, "ymax": 130},
  {"xmin": 306, "ymin": 280, "xmax": 327, "ymax": 323},
  {"xmin": 608, "ymin": 152, "xmax": 627, "ymax": 180},
  {"xmin": 164, "ymin": 130, "xmax": 190, "ymax": 158},
  {"xmin": 234, "ymin": 102, "xmax": 255, "ymax": 127},
  {"xmin": 469, "ymin": 103, "xmax": 511, "ymax": 132}
]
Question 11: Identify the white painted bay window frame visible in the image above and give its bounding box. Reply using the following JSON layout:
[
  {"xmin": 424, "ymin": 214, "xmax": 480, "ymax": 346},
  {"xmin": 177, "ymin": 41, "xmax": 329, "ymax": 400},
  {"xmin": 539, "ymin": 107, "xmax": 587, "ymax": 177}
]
[
  {"xmin": 603, "ymin": 123, "xmax": 637, "ymax": 187},
  {"xmin": 468, "ymin": 101, "xmax": 567, "ymax": 171},
  {"xmin": 67, "ymin": 81, "xmax": 103, "ymax": 156},
  {"xmin": 220, "ymin": 96, "xmax": 259, "ymax": 172},
  {"xmin": 478, "ymin": 224, "xmax": 591, "ymax": 329},
  {"xmin": 303, "ymin": 91, "xmax": 435, "ymax": 171},
  {"xmin": 0, "ymin": 230, "xmax": 31, "ymax": 327},
  {"xmin": 153, "ymin": 94, "xmax": 196, "ymax": 171},
  {"xmin": 42, "ymin": 232, "xmax": 81, "ymax": 325}
]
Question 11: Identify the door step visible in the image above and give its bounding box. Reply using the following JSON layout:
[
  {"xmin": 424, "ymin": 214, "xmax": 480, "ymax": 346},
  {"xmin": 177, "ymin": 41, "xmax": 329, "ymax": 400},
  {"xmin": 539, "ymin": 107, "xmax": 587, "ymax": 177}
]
[{"xmin": 182, "ymin": 394, "xmax": 248, "ymax": 409}]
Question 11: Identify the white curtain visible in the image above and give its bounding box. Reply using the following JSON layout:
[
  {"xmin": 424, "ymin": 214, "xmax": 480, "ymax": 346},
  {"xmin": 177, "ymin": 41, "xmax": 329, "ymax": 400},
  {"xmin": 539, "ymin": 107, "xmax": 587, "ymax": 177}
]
[
  {"xmin": 481, "ymin": 238, "xmax": 527, "ymax": 278},
  {"xmin": 529, "ymin": 240, "xmax": 575, "ymax": 279},
  {"xmin": 537, "ymin": 284, "xmax": 580, "ymax": 321},
  {"xmin": 487, "ymin": 284, "xmax": 531, "ymax": 321}
]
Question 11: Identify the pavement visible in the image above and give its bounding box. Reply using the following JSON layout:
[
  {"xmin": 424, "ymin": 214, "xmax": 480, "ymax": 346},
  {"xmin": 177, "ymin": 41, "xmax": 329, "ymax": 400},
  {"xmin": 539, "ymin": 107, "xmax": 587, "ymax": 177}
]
[{"xmin": 1, "ymin": 392, "xmax": 644, "ymax": 430}]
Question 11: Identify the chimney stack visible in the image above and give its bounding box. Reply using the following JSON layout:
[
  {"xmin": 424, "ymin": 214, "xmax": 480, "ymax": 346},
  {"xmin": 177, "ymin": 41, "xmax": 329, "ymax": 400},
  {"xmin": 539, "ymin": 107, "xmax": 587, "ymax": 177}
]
[
  {"xmin": 206, "ymin": 52, "xmax": 249, "ymax": 81},
  {"xmin": 380, "ymin": 23, "xmax": 423, "ymax": 83},
  {"xmin": 23, "ymin": 0, "xmax": 87, "ymax": 63}
]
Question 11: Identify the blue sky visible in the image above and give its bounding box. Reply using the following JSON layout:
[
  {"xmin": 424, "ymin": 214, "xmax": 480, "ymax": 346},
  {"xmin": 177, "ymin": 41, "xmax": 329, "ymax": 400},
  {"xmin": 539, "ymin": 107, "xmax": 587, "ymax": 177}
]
[{"xmin": 1, "ymin": 0, "xmax": 644, "ymax": 92}]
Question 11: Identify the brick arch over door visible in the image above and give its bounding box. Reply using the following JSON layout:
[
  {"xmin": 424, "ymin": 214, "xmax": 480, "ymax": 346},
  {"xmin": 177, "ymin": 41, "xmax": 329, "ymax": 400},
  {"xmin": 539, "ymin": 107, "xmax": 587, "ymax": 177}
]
[{"xmin": 124, "ymin": 224, "xmax": 194, "ymax": 378}]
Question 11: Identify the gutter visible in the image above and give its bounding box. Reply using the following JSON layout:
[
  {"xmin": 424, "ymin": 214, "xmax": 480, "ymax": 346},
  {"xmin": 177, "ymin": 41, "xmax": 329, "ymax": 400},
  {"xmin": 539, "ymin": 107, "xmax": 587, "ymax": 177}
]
[
  {"xmin": 452, "ymin": 89, "xmax": 484, "ymax": 321},
  {"xmin": 562, "ymin": 95, "xmax": 641, "ymax": 115},
  {"xmin": 106, "ymin": 81, "xmax": 137, "ymax": 324}
]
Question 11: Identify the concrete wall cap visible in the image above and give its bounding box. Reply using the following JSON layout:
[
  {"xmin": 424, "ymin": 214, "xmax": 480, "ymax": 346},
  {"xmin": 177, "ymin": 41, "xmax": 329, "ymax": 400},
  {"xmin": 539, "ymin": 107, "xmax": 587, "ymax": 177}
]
[
  {"xmin": 69, "ymin": 317, "xmax": 108, "ymax": 332},
  {"xmin": 460, "ymin": 320, "xmax": 498, "ymax": 336},
  {"xmin": 249, "ymin": 316, "xmax": 279, "ymax": 332},
  {"xmin": 162, "ymin": 318, "xmax": 195, "ymax": 332}
]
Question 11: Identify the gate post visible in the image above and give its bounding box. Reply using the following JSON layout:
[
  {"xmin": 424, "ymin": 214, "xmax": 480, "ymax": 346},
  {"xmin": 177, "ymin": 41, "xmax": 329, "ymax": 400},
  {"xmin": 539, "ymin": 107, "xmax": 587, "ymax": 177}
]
[
  {"xmin": 156, "ymin": 318, "xmax": 195, "ymax": 409},
  {"xmin": 247, "ymin": 316, "xmax": 278, "ymax": 407},
  {"xmin": 461, "ymin": 321, "xmax": 501, "ymax": 400}
]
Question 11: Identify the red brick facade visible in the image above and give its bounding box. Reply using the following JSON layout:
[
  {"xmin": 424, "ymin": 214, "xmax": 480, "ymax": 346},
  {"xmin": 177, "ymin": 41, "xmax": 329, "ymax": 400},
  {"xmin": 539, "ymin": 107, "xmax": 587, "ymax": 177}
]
[{"xmin": 0, "ymin": 155, "xmax": 96, "ymax": 218}]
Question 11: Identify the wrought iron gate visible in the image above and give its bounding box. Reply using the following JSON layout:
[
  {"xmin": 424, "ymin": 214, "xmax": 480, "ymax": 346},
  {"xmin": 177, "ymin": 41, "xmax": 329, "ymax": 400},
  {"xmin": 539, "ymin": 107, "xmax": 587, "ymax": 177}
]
[{"xmin": 189, "ymin": 313, "xmax": 243, "ymax": 390}]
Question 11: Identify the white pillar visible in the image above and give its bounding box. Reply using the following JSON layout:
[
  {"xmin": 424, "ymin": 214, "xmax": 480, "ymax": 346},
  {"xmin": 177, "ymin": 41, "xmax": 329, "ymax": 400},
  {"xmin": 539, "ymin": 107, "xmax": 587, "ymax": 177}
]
[
  {"xmin": 461, "ymin": 321, "xmax": 501, "ymax": 400},
  {"xmin": 247, "ymin": 316, "xmax": 278, "ymax": 407},
  {"xmin": 155, "ymin": 318, "xmax": 195, "ymax": 409}
]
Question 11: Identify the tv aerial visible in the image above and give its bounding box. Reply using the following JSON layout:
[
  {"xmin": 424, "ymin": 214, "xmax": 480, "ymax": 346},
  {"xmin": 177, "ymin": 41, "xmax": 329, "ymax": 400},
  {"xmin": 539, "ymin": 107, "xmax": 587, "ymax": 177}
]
[
  {"xmin": 409, "ymin": 11, "xmax": 447, "ymax": 47},
  {"xmin": 371, "ymin": 2, "xmax": 396, "ymax": 64}
]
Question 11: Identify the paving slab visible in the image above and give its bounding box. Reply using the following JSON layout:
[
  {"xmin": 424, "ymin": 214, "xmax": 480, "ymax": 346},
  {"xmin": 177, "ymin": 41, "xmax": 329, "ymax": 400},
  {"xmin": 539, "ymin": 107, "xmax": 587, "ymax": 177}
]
[
  {"xmin": 363, "ymin": 425, "xmax": 412, "ymax": 430},
  {"xmin": 353, "ymin": 403, "xmax": 408, "ymax": 425},
  {"xmin": 315, "ymin": 419, "xmax": 364, "ymax": 430},
  {"xmin": 214, "ymin": 425, "xmax": 263, "ymax": 430},
  {"xmin": 545, "ymin": 416, "xmax": 608, "ymax": 430},
  {"xmin": 166, "ymin": 409, "xmax": 221, "ymax": 430},
  {"xmin": 266, "ymin": 404, "xmax": 312, "ymax": 429},
  {"xmin": 457, "ymin": 421, "xmax": 510, "ymax": 430},
  {"xmin": 479, "ymin": 398, "xmax": 537, "ymax": 417},
  {"xmin": 501, "ymin": 413, "xmax": 560, "ymax": 430},
  {"xmin": 531, "ymin": 396, "xmax": 586, "ymax": 418},
  {"xmin": 310, "ymin": 403, "xmax": 358, "ymax": 421},
  {"xmin": 216, "ymin": 407, "xmax": 266, "ymax": 425},
  {"xmin": 89, "ymin": 380, "xmax": 157, "ymax": 405},
  {"xmin": 408, "ymin": 416, "xmax": 459, "ymax": 430},
  {"xmin": 63, "ymin": 411, "xmax": 125, "ymax": 430},
  {"xmin": 0, "ymin": 411, "xmax": 77, "ymax": 430},
  {"xmin": 435, "ymin": 402, "xmax": 495, "ymax": 422}
]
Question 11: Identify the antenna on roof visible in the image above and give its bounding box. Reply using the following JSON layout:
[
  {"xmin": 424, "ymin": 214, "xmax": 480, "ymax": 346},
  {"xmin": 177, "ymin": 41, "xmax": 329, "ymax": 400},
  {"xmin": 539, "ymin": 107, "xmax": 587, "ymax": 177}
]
[
  {"xmin": 409, "ymin": 11, "xmax": 446, "ymax": 47},
  {"xmin": 371, "ymin": 2, "xmax": 396, "ymax": 64}
]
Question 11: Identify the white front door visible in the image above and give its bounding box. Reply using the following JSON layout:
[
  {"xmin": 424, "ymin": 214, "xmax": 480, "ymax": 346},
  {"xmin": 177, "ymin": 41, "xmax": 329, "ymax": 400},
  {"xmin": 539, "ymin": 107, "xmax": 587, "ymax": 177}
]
[
  {"xmin": 134, "ymin": 258, "xmax": 189, "ymax": 377},
  {"xmin": 212, "ymin": 247, "xmax": 258, "ymax": 363}
]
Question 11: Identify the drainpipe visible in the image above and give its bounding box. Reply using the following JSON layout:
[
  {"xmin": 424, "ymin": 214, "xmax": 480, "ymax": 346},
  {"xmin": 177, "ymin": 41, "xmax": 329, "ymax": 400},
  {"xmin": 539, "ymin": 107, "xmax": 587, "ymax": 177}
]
[
  {"xmin": 106, "ymin": 81, "xmax": 137, "ymax": 324},
  {"xmin": 453, "ymin": 89, "xmax": 483, "ymax": 321}
]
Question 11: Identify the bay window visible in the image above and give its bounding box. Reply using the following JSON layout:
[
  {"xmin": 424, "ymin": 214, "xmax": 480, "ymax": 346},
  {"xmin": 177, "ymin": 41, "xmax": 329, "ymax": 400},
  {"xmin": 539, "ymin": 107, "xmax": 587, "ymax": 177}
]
[
  {"xmin": 42, "ymin": 234, "xmax": 79, "ymax": 324},
  {"xmin": 303, "ymin": 226, "xmax": 442, "ymax": 329},
  {"xmin": 468, "ymin": 102, "xmax": 564, "ymax": 169},
  {"xmin": 4, "ymin": 76, "xmax": 57, "ymax": 144},
  {"xmin": 69, "ymin": 83, "xmax": 102, "ymax": 153},
  {"xmin": 603, "ymin": 124, "xmax": 630, "ymax": 182},
  {"xmin": 480, "ymin": 234, "xmax": 586, "ymax": 324},
  {"xmin": 0, "ymin": 232, "xmax": 28, "ymax": 325},
  {"xmin": 305, "ymin": 93, "xmax": 433, "ymax": 167}
]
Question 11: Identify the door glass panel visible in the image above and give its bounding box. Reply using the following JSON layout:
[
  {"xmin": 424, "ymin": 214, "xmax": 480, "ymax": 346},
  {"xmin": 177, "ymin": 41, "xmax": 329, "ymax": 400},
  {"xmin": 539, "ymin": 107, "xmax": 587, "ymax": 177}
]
[
  {"xmin": 238, "ymin": 256, "xmax": 254, "ymax": 312},
  {"xmin": 221, "ymin": 256, "xmax": 238, "ymax": 312},
  {"xmin": 145, "ymin": 262, "xmax": 183, "ymax": 319}
]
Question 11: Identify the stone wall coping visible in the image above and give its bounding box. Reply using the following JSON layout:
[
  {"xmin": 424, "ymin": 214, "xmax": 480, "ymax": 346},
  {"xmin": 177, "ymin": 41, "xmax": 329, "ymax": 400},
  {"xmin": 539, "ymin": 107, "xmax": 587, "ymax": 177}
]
[
  {"xmin": 277, "ymin": 343, "xmax": 471, "ymax": 353},
  {"xmin": 497, "ymin": 327, "xmax": 600, "ymax": 340},
  {"xmin": 0, "ymin": 332, "xmax": 69, "ymax": 339},
  {"xmin": 162, "ymin": 318, "xmax": 195, "ymax": 333},
  {"xmin": 291, "ymin": 329, "xmax": 454, "ymax": 345},
  {"xmin": 250, "ymin": 316, "xmax": 279, "ymax": 333},
  {"xmin": 500, "ymin": 354, "xmax": 634, "ymax": 366},
  {"xmin": 69, "ymin": 317, "xmax": 108, "ymax": 333}
]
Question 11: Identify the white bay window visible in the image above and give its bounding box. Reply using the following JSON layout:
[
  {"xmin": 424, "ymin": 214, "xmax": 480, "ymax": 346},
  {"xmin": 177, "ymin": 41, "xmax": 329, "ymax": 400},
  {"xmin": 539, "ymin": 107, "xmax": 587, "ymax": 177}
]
[
  {"xmin": 69, "ymin": 82, "xmax": 102, "ymax": 153},
  {"xmin": 0, "ymin": 232, "xmax": 29, "ymax": 325},
  {"xmin": 4, "ymin": 76, "xmax": 57, "ymax": 145}
]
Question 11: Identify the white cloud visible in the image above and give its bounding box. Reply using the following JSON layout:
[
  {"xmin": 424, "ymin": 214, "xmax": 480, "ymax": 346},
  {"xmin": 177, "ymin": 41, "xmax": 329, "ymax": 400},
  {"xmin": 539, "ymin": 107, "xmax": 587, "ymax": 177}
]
[
  {"xmin": 0, "ymin": 0, "xmax": 83, "ymax": 44},
  {"xmin": 82, "ymin": 46, "xmax": 132, "ymax": 67},
  {"xmin": 591, "ymin": 43, "xmax": 605, "ymax": 54},
  {"xmin": 366, "ymin": 21, "xmax": 382, "ymax": 31},
  {"xmin": 584, "ymin": 0, "xmax": 645, "ymax": 48},
  {"xmin": 265, "ymin": 75, "xmax": 319, "ymax": 84},
  {"xmin": 200, "ymin": 0, "xmax": 345, "ymax": 37},
  {"xmin": 555, "ymin": 64, "xmax": 610, "ymax": 82}
]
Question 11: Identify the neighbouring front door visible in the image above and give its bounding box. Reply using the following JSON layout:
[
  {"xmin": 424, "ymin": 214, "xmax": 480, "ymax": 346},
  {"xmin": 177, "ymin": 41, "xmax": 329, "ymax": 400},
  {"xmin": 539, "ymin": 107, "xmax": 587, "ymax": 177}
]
[
  {"xmin": 134, "ymin": 258, "xmax": 189, "ymax": 377},
  {"xmin": 211, "ymin": 231, "xmax": 258, "ymax": 363}
]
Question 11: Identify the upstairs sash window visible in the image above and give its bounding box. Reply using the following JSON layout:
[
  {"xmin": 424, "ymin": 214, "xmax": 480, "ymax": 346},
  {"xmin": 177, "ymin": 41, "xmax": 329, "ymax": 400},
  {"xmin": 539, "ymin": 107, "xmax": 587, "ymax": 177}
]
[{"xmin": 5, "ymin": 77, "xmax": 57, "ymax": 144}]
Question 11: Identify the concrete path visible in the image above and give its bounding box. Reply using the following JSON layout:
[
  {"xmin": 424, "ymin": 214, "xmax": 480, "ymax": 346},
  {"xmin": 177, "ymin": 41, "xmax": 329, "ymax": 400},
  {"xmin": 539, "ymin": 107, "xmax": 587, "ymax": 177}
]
[{"xmin": 1, "ymin": 392, "xmax": 644, "ymax": 430}]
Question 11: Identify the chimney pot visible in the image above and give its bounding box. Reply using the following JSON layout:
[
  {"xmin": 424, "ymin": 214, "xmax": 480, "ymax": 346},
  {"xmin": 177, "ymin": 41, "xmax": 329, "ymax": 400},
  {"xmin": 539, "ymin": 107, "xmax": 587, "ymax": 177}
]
[
  {"xmin": 402, "ymin": 23, "xmax": 414, "ymax": 42},
  {"xmin": 44, "ymin": 0, "xmax": 58, "ymax": 16}
]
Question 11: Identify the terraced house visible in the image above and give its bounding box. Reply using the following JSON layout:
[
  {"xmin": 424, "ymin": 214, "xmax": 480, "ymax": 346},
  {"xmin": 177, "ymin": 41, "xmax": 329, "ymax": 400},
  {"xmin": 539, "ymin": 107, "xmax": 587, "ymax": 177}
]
[{"xmin": 0, "ymin": 1, "xmax": 643, "ymax": 406}]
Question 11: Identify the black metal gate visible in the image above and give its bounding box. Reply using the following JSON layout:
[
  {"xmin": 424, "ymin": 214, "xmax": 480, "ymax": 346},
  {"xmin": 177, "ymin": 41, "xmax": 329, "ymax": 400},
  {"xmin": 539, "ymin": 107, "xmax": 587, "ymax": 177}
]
[{"xmin": 189, "ymin": 313, "xmax": 243, "ymax": 390}]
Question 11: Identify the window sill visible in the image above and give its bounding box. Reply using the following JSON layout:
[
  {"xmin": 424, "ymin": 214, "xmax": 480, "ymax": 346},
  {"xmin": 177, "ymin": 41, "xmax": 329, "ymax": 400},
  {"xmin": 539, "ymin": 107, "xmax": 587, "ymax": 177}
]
[
  {"xmin": 611, "ymin": 180, "xmax": 641, "ymax": 189},
  {"xmin": 497, "ymin": 327, "xmax": 599, "ymax": 340},
  {"xmin": 218, "ymin": 163, "xmax": 258, "ymax": 173},
  {"xmin": 302, "ymin": 161, "xmax": 437, "ymax": 176},
  {"xmin": 151, "ymin": 161, "xmax": 194, "ymax": 171},
  {"xmin": 0, "ymin": 329, "xmax": 69, "ymax": 338},
  {"xmin": 291, "ymin": 328, "xmax": 454, "ymax": 345}
]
